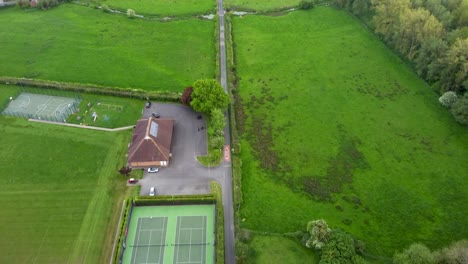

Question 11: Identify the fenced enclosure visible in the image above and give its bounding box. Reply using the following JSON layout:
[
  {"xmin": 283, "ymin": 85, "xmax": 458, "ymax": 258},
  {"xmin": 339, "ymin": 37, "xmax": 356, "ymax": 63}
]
[{"xmin": 1, "ymin": 92, "xmax": 81, "ymax": 123}]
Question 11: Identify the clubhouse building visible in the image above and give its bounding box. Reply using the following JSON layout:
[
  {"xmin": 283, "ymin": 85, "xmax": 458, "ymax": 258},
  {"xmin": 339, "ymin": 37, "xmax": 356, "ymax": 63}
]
[{"xmin": 128, "ymin": 117, "xmax": 174, "ymax": 168}]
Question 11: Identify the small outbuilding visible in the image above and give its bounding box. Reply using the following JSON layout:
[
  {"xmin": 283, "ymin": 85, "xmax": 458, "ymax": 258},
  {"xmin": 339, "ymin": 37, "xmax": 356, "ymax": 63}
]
[{"xmin": 128, "ymin": 117, "xmax": 174, "ymax": 168}]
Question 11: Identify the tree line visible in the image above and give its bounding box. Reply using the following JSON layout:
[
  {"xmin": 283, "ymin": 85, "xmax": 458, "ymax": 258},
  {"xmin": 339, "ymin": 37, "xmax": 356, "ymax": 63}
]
[{"xmin": 334, "ymin": 0, "xmax": 467, "ymax": 124}]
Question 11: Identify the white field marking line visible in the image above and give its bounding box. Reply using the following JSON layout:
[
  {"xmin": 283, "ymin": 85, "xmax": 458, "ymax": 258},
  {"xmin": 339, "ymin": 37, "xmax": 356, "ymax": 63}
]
[
  {"xmin": 34, "ymin": 96, "xmax": 53, "ymax": 116},
  {"xmin": 139, "ymin": 227, "xmax": 166, "ymax": 232},
  {"xmin": 132, "ymin": 218, "xmax": 143, "ymax": 264},
  {"xmin": 175, "ymin": 261, "xmax": 202, "ymax": 264},
  {"xmin": 32, "ymin": 218, "xmax": 52, "ymax": 264}
]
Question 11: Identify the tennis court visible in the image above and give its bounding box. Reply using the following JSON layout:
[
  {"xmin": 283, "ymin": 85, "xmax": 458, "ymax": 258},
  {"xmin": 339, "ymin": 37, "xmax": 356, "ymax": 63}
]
[
  {"xmin": 2, "ymin": 92, "xmax": 80, "ymax": 122},
  {"xmin": 131, "ymin": 217, "xmax": 168, "ymax": 264},
  {"xmin": 173, "ymin": 216, "xmax": 208, "ymax": 264},
  {"xmin": 122, "ymin": 205, "xmax": 215, "ymax": 264}
]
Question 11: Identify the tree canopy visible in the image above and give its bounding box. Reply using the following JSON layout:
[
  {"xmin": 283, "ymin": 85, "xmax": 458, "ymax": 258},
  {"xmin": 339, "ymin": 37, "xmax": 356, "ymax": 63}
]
[{"xmin": 190, "ymin": 79, "xmax": 230, "ymax": 114}]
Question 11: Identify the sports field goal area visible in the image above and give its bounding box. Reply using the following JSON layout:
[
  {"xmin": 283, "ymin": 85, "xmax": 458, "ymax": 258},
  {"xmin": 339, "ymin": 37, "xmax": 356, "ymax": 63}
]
[
  {"xmin": 122, "ymin": 205, "xmax": 215, "ymax": 264},
  {"xmin": 1, "ymin": 93, "xmax": 80, "ymax": 122}
]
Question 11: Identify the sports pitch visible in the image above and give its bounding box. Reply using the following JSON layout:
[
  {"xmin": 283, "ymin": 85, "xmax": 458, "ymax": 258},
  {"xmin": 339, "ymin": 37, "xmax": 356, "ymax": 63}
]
[
  {"xmin": 122, "ymin": 205, "xmax": 215, "ymax": 264},
  {"xmin": 2, "ymin": 92, "xmax": 80, "ymax": 122}
]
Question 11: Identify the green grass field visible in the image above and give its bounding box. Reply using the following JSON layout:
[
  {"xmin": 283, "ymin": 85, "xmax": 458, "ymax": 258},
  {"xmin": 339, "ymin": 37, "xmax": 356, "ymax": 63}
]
[
  {"xmin": 0, "ymin": 4, "xmax": 215, "ymax": 92},
  {"xmin": 233, "ymin": 8, "xmax": 468, "ymax": 257},
  {"xmin": 225, "ymin": 0, "xmax": 300, "ymax": 11},
  {"xmin": 0, "ymin": 86, "xmax": 133, "ymax": 263},
  {"xmin": 67, "ymin": 94, "xmax": 146, "ymax": 128},
  {"xmin": 247, "ymin": 235, "xmax": 319, "ymax": 264},
  {"xmin": 102, "ymin": 0, "xmax": 216, "ymax": 16}
]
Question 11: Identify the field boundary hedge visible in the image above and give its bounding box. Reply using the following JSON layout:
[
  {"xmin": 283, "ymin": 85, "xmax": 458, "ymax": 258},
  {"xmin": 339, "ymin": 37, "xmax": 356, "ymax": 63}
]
[
  {"xmin": 210, "ymin": 181, "xmax": 225, "ymax": 264},
  {"xmin": 111, "ymin": 193, "xmax": 224, "ymax": 264},
  {"xmin": 0, "ymin": 77, "xmax": 181, "ymax": 102}
]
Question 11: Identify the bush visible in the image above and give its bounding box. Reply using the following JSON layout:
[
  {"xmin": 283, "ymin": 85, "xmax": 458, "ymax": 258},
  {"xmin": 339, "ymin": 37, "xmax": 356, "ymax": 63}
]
[
  {"xmin": 101, "ymin": 4, "xmax": 111, "ymax": 13},
  {"xmin": 127, "ymin": 9, "xmax": 136, "ymax": 18},
  {"xmin": 298, "ymin": 0, "xmax": 315, "ymax": 10},
  {"xmin": 450, "ymin": 93, "xmax": 468, "ymax": 125},
  {"xmin": 393, "ymin": 243, "xmax": 435, "ymax": 264},
  {"xmin": 210, "ymin": 182, "xmax": 225, "ymax": 264},
  {"xmin": 16, "ymin": 0, "xmax": 30, "ymax": 8},
  {"xmin": 439, "ymin": 91, "xmax": 458, "ymax": 108}
]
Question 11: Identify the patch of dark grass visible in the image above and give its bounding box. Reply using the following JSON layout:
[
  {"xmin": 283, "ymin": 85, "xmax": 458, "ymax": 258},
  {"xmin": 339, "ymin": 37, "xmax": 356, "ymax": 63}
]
[{"xmin": 300, "ymin": 125, "xmax": 368, "ymax": 201}]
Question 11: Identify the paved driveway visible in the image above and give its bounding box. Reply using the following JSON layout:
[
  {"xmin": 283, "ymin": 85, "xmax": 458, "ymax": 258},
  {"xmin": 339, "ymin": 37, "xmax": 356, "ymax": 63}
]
[{"xmin": 139, "ymin": 103, "xmax": 213, "ymax": 195}]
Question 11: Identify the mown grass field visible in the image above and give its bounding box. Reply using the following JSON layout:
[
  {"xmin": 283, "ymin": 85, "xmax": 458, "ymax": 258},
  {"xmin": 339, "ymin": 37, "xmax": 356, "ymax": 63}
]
[
  {"xmin": 0, "ymin": 4, "xmax": 215, "ymax": 92},
  {"xmin": 225, "ymin": 0, "xmax": 300, "ymax": 11},
  {"xmin": 233, "ymin": 8, "xmax": 468, "ymax": 257},
  {"xmin": 0, "ymin": 85, "xmax": 133, "ymax": 263},
  {"xmin": 102, "ymin": 0, "xmax": 216, "ymax": 16}
]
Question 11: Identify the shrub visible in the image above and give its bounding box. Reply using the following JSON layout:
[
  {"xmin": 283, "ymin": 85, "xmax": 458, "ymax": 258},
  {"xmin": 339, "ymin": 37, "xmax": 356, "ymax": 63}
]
[
  {"xmin": 450, "ymin": 93, "xmax": 468, "ymax": 125},
  {"xmin": 439, "ymin": 91, "xmax": 458, "ymax": 108},
  {"xmin": 181, "ymin": 86, "xmax": 193, "ymax": 106},
  {"xmin": 298, "ymin": 0, "xmax": 315, "ymax": 10},
  {"xmin": 101, "ymin": 4, "xmax": 111, "ymax": 13},
  {"xmin": 16, "ymin": 0, "xmax": 29, "ymax": 8},
  {"xmin": 393, "ymin": 243, "xmax": 435, "ymax": 264},
  {"xmin": 127, "ymin": 9, "xmax": 136, "ymax": 18}
]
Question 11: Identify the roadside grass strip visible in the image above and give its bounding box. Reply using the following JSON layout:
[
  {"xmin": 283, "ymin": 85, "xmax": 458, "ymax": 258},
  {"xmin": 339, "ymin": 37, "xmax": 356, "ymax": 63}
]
[
  {"xmin": 2, "ymin": 93, "xmax": 80, "ymax": 122},
  {"xmin": 123, "ymin": 205, "xmax": 215, "ymax": 264}
]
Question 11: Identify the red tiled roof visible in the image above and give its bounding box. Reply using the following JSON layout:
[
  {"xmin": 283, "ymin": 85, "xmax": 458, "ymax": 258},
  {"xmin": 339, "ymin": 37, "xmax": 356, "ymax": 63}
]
[{"xmin": 128, "ymin": 117, "xmax": 174, "ymax": 166}]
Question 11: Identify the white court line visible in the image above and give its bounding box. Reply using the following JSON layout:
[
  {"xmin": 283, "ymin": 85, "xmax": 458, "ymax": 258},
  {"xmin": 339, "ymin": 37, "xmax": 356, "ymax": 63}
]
[
  {"xmin": 144, "ymin": 225, "xmax": 154, "ymax": 264},
  {"xmin": 188, "ymin": 229, "xmax": 192, "ymax": 263},
  {"xmin": 179, "ymin": 227, "xmax": 205, "ymax": 230},
  {"xmin": 34, "ymin": 96, "xmax": 53, "ymax": 116},
  {"xmin": 132, "ymin": 218, "xmax": 142, "ymax": 264},
  {"xmin": 7, "ymin": 94, "xmax": 30, "ymax": 113},
  {"xmin": 175, "ymin": 216, "xmax": 182, "ymax": 264},
  {"xmin": 139, "ymin": 228, "xmax": 166, "ymax": 232}
]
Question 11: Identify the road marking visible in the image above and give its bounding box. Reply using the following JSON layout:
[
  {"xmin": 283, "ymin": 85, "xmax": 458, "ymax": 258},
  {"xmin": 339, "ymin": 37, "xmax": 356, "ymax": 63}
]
[{"xmin": 224, "ymin": 145, "xmax": 231, "ymax": 162}]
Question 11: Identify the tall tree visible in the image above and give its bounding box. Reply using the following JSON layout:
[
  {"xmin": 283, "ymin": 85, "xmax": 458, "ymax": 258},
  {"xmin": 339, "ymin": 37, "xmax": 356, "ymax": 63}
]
[
  {"xmin": 396, "ymin": 8, "xmax": 445, "ymax": 59},
  {"xmin": 352, "ymin": 0, "xmax": 370, "ymax": 16},
  {"xmin": 425, "ymin": 0, "xmax": 454, "ymax": 29},
  {"xmin": 415, "ymin": 37, "xmax": 448, "ymax": 78},
  {"xmin": 429, "ymin": 38, "xmax": 468, "ymax": 92},
  {"xmin": 371, "ymin": 0, "xmax": 411, "ymax": 43},
  {"xmin": 190, "ymin": 79, "xmax": 230, "ymax": 114}
]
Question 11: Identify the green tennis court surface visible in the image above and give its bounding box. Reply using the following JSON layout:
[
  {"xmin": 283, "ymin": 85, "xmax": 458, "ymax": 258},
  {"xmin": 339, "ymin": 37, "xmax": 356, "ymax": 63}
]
[
  {"xmin": 123, "ymin": 205, "xmax": 215, "ymax": 264},
  {"xmin": 2, "ymin": 92, "xmax": 80, "ymax": 122}
]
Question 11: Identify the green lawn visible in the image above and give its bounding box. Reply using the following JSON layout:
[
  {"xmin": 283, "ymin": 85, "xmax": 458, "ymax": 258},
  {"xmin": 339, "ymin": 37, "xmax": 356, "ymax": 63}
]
[
  {"xmin": 102, "ymin": 0, "xmax": 216, "ymax": 16},
  {"xmin": 225, "ymin": 0, "xmax": 300, "ymax": 11},
  {"xmin": 67, "ymin": 94, "xmax": 146, "ymax": 128},
  {"xmin": 233, "ymin": 8, "xmax": 468, "ymax": 257},
  {"xmin": 0, "ymin": 4, "xmax": 215, "ymax": 92},
  {"xmin": 0, "ymin": 93, "xmax": 132, "ymax": 263},
  {"xmin": 247, "ymin": 235, "xmax": 319, "ymax": 264}
]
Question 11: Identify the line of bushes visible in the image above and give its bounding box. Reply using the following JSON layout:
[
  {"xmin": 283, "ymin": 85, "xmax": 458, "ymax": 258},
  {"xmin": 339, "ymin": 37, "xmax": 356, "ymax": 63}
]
[
  {"xmin": 0, "ymin": 77, "xmax": 181, "ymax": 102},
  {"xmin": 134, "ymin": 193, "xmax": 216, "ymax": 206},
  {"xmin": 112, "ymin": 198, "xmax": 133, "ymax": 264},
  {"xmin": 210, "ymin": 181, "xmax": 225, "ymax": 264}
]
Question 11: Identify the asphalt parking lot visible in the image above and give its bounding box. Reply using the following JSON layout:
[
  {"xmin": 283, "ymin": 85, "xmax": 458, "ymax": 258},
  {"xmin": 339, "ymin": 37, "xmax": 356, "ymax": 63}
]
[{"xmin": 138, "ymin": 102, "xmax": 216, "ymax": 196}]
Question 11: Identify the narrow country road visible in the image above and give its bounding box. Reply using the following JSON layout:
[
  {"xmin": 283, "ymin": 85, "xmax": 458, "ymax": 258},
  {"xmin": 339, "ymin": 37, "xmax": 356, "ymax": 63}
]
[{"xmin": 216, "ymin": 0, "xmax": 236, "ymax": 263}]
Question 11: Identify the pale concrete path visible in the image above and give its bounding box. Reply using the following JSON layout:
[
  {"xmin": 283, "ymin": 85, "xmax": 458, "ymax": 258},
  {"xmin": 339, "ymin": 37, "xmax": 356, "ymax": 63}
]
[{"xmin": 29, "ymin": 119, "xmax": 134, "ymax": 131}]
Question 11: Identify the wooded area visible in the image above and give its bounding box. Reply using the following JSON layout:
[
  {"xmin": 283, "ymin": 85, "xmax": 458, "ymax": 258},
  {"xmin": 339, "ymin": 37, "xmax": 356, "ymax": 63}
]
[{"xmin": 336, "ymin": 0, "xmax": 467, "ymax": 124}]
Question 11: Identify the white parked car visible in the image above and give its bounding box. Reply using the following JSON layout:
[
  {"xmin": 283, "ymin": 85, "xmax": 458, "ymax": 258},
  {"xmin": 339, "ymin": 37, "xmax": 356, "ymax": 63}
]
[
  {"xmin": 149, "ymin": 187, "xmax": 155, "ymax": 196},
  {"xmin": 147, "ymin": 167, "xmax": 159, "ymax": 173}
]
